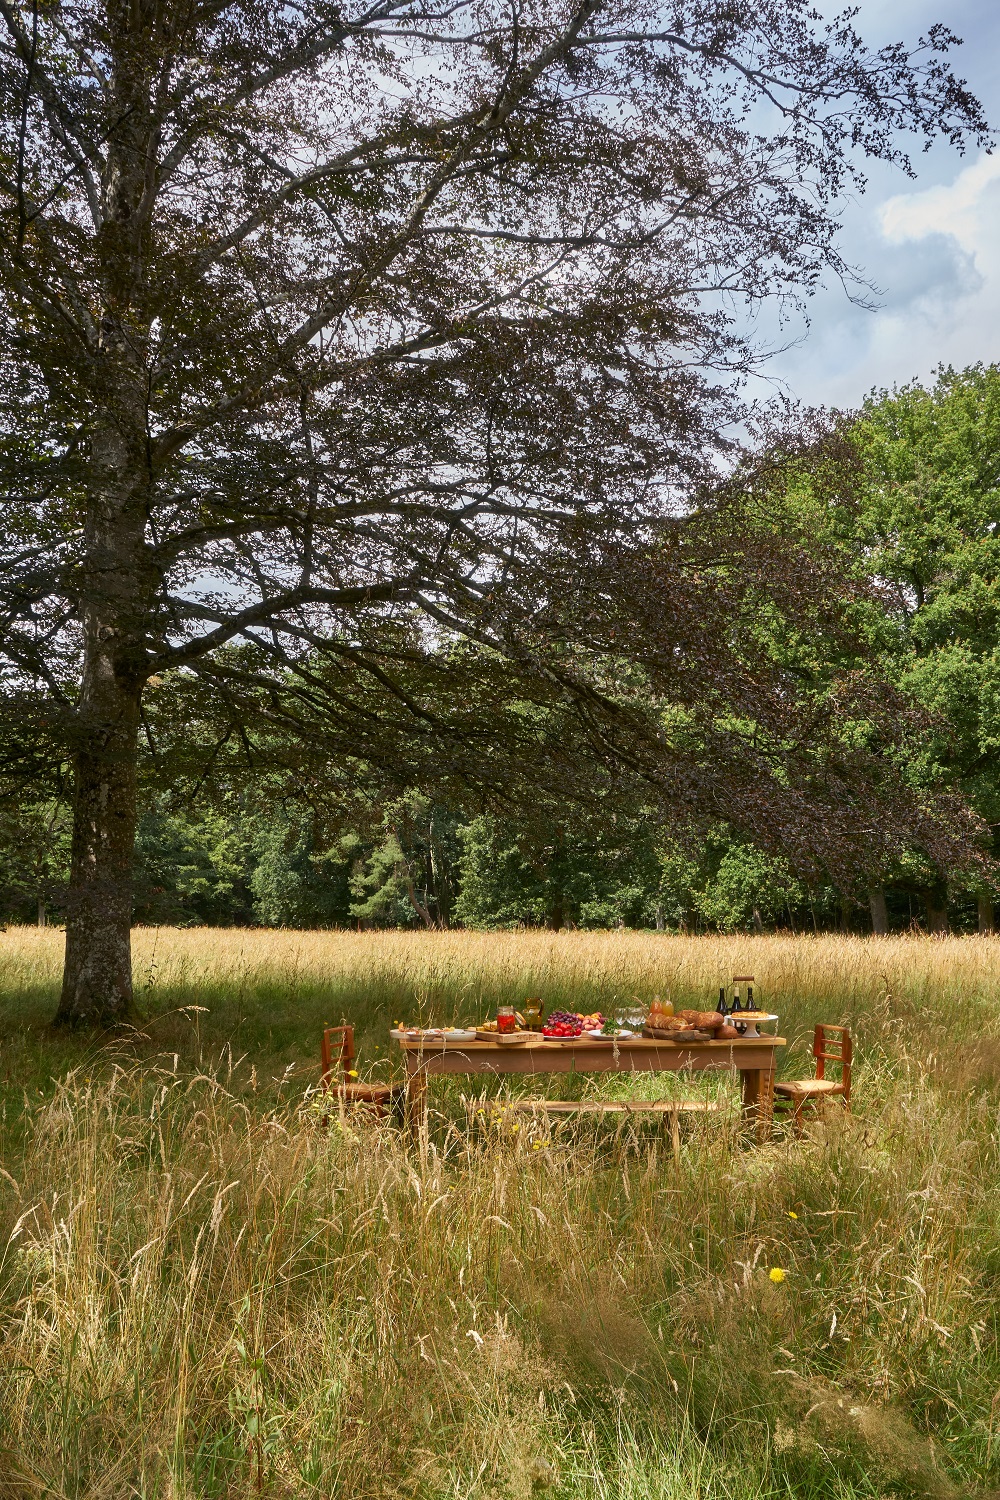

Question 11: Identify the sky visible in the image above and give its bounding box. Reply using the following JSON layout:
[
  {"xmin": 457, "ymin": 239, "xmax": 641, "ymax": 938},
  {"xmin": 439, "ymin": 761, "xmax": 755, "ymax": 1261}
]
[{"xmin": 759, "ymin": 0, "xmax": 1000, "ymax": 411}]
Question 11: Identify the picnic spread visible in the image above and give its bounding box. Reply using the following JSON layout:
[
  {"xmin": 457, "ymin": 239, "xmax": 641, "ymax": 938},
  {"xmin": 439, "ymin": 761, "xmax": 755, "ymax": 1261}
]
[{"xmin": 389, "ymin": 977, "xmax": 785, "ymax": 1138}]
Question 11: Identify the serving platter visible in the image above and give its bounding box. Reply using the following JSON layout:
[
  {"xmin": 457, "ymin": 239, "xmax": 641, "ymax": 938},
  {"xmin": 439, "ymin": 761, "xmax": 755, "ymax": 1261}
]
[
  {"xmin": 391, "ymin": 1028, "xmax": 478, "ymax": 1043},
  {"xmin": 642, "ymin": 1026, "xmax": 715, "ymax": 1042},
  {"xmin": 730, "ymin": 1012, "xmax": 778, "ymax": 1039}
]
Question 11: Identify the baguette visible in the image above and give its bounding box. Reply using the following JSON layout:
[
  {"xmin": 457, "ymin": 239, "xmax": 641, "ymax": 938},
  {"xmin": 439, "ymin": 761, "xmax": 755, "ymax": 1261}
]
[{"xmin": 677, "ymin": 1009, "xmax": 724, "ymax": 1031}]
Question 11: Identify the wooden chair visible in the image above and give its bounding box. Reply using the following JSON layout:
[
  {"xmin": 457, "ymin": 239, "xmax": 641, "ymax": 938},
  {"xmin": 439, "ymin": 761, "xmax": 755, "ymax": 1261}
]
[
  {"xmin": 774, "ymin": 1024, "xmax": 851, "ymax": 1135},
  {"xmin": 321, "ymin": 1025, "xmax": 405, "ymax": 1119}
]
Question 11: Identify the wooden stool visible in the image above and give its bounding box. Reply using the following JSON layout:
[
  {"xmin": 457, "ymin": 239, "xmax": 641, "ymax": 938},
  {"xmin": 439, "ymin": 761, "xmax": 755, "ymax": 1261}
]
[
  {"xmin": 774, "ymin": 1024, "xmax": 851, "ymax": 1135},
  {"xmin": 321, "ymin": 1025, "xmax": 405, "ymax": 1119}
]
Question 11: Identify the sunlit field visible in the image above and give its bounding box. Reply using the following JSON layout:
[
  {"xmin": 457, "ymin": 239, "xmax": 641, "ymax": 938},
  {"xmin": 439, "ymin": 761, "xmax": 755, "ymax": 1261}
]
[{"xmin": 2, "ymin": 928, "xmax": 1000, "ymax": 1498}]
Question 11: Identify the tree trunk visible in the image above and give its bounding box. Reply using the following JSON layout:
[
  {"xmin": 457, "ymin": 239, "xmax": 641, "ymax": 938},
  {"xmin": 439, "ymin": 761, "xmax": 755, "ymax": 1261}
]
[
  {"xmin": 55, "ymin": 424, "xmax": 152, "ymax": 1026},
  {"xmin": 56, "ymin": 650, "xmax": 143, "ymax": 1026},
  {"xmin": 923, "ymin": 888, "xmax": 949, "ymax": 935},
  {"xmin": 978, "ymin": 893, "xmax": 995, "ymax": 934},
  {"xmin": 868, "ymin": 886, "xmax": 889, "ymax": 935}
]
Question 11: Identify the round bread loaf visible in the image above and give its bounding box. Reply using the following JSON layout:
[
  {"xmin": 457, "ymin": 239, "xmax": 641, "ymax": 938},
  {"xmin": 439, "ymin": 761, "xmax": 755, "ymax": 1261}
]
[{"xmin": 717, "ymin": 1023, "xmax": 740, "ymax": 1040}]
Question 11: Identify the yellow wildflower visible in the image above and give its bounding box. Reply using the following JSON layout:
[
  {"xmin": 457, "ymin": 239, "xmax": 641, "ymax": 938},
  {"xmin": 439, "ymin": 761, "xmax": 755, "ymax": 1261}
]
[
  {"xmin": 769, "ymin": 1268, "xmax": 787, "ymax": 1284},
  {"xmin": 788, "ymin": 1211, "xmax": 798, "ymax": 1219},
  {"xmin": 347, "ymin": 1069, "xmax": 358, "ymax": 1078}
]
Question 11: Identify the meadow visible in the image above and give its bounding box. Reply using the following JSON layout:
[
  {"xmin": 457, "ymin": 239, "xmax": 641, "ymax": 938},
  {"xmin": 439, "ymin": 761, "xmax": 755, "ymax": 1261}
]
[{"xmin": 1, "ymin": 928, "xmax": 1000, "ymax": 1499}]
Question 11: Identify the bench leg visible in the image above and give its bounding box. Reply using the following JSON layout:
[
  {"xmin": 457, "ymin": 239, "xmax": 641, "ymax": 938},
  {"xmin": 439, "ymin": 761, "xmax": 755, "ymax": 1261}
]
[
  {"xmin": 405, "ymin": 1067, "xmax": 428, "ymax": 1139},
  {"xmin": 669, "ymin": 1106, "xmax": 681, "ymax": 1165}
]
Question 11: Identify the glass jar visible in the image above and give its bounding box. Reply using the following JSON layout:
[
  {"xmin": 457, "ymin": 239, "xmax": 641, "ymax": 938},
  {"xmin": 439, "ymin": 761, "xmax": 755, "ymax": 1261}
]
[
  {"xmin": 523, "ymin": 998, "xmax": 543, "ymax": 1031},
  {"xmin": 497, "ymin": 1004, "xmax": 517, "ymax": 1034}
]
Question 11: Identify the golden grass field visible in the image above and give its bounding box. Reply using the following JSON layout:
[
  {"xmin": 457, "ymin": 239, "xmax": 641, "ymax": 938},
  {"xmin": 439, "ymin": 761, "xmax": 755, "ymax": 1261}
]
[{"xmin": 2, "ymin": 928, "xmax": 1000, "ymax": 1499}]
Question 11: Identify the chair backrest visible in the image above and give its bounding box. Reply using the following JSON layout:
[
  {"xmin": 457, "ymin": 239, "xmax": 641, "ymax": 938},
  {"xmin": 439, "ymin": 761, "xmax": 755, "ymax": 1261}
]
[
  {"xmin": 321, "ymin": 1025, "xmax": 356, "ymax": 1088},
  {"xmin": 813, "ymin": 1024, "xmax": 851, "ymax": 1101}
]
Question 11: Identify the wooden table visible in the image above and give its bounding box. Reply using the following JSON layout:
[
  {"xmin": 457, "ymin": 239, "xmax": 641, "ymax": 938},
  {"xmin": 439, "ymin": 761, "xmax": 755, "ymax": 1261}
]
[{"xmin": 394, "ymin": 1034, "xmax": 785, "ymax": 1140}]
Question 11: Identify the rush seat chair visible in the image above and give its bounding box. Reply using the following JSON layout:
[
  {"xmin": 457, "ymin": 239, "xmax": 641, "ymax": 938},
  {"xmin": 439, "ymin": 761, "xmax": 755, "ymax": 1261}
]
[
  {"xmin": 321, "ymin": 1025, "xmax": 405, "ymax": 1119},
  {"xmin": 774, "ymin": 1024, "xmax": 852, "ymax": 1135}
]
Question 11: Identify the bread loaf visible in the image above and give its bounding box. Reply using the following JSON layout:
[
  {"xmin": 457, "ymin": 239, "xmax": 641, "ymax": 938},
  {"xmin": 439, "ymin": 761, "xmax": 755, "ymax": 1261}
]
[{"xmin": 717, "ymin": 1023, "xmax": 740, "ymax": 1040}]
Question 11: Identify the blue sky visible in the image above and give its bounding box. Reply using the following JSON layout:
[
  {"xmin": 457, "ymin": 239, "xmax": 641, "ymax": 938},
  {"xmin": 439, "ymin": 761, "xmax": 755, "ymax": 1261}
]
[{"xmin": 760, "ymin": 0, "xmax": 1000, "ymax": 410}]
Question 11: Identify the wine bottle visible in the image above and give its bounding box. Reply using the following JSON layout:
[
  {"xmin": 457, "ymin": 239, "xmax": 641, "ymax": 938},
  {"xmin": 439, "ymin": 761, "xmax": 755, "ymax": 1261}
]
[
  {"xmin": 730, "ymin": 985, "xmax": 742, "ymax": 1014},
  {"xmin": 717, "ymin": 986, "xmax": 728, "ymax": 1016},
  {"xmin": 745, "ymin": 984, "xmax": 754, "ymax": 1012}
]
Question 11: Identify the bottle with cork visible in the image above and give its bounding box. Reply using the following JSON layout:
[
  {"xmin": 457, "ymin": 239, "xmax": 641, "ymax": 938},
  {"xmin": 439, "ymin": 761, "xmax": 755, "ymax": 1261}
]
[{"xmin": 733, "ymin": 975, "xmax": 755, "ymax": 1013}]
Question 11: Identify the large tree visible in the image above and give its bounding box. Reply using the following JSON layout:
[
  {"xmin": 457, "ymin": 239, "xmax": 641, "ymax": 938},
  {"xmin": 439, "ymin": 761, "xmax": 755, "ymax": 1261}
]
[
  {"xmin": 0, "ymin": 0, "xmax": 989, "ymax": 1024},
  {"xmin": 768, "ymin": 367, "xmax": 1000, "ymax": 930}
]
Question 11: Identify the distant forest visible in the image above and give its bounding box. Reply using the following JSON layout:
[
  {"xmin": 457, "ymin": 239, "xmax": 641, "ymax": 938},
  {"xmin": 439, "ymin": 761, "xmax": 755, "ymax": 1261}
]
[{"xmin": 4, "ymin": 366, "xmax": 998, "ymax": 937}]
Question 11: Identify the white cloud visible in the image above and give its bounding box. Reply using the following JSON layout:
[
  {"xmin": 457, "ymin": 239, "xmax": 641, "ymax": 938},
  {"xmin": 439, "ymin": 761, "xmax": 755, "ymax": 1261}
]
[
  {"xmin": 880, "ymin": 154, "xmax": 1000, "ymax": 248},
  {"xmin": 757, "ymin": 0, "xmax": 1000, "ymax": 410},
  {"xmin": 763, "ymin": 152, "xmax": 1000, "ymax": 409}
]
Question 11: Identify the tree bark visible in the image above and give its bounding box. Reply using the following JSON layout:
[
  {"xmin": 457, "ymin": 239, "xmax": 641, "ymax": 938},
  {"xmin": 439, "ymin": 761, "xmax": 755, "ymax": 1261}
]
[
  {"xmin": 55, "ymin": 425, "xmax": 152, "ymax": 1026},
  {"xmin": 52, "ymin": 33, "xmax": 158, "ymax": 1024},
  {"xmin": 978, "ymin": 893, "xmax": 995, "ymax": 934},
  {"xmin": 923, "ymin": 888, "xmax": 950, "ymax": 935},
  {"xmin": 57, "ymin": 679, "xmax": 141, "ymax": 1025},
  {"xmin": 868, "ymin": 886, "xmax": 889, "ymax": 935}
]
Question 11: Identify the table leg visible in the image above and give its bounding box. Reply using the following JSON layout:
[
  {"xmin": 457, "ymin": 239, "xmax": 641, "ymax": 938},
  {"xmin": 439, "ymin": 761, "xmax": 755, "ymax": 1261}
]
[
  {"xmin": 405, "ymin": 1063, "xmax": 429, "ymax": 1138},
  {"xmin": 740, "ymin": 1065, "xmax": 775, "ymax": 1142}
]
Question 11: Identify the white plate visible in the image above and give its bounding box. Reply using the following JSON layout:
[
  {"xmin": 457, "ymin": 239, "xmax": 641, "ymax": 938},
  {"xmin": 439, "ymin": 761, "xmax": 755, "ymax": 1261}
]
[
  {"xmin": 583, "ymin": 1029, "xmax": 635, "ymax": 1040},
  {"xmin": 390, "ymin": 1028, "xmax": 477, "ymax": 1042}
]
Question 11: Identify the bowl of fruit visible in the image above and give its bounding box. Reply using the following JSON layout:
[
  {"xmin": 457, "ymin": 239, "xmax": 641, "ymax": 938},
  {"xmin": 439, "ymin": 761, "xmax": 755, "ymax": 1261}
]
[{"xmin": 542, "ymin": 1010, "xmax": 605, "ymax": 1041}]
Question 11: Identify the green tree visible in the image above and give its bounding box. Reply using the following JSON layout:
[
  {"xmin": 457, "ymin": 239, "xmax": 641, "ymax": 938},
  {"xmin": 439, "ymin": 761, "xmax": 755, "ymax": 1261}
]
[
  {"xmin": 132, "ymin": 803, "xmax": 256, "ymax": 926},
  {"xmin": 0, "ymin": 794, "xmax": 71, "ymax": 925},
  {"xmin": 455, "ymin": 814, "xmax": 661, "ymax": 930},
  {"xmin": 252, "ymin": 811, "xmax": 353, "ymax": 929},
  {"xmin": 777, "ymin": 367, "xmax": 1000, "ymax": 930},
  {"xmin": 350, "ymin": 793, "xmax": 460, "ymax": 929}
]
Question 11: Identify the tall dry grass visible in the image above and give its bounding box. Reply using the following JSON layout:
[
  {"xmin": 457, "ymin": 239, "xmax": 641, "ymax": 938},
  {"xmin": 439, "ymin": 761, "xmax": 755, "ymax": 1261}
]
[
  {"xmin": 3, "ymin": 926, "xmax": 998, "ymax": 1062},
  {"xmin": 2, "ymin": 931, "xmax": 1000, "ymax": 1497}
]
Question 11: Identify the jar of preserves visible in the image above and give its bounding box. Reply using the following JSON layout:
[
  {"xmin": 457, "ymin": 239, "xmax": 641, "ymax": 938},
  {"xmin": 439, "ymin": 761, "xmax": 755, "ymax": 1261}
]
[{"xmin": 497, "ymin": 1004, "xmax": 517, "ymax": 1034}]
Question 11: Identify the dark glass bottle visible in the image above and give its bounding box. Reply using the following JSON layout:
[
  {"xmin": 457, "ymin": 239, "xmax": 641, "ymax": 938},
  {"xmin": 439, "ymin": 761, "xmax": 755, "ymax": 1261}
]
[
  {"xmin": 717, "ymin": 986, "xmax": 728, "ymax": 1016},
  {"xmin": 730, "ymin": 985, "xmax": 742, "ymax": 1014},
  {"xmin": 745, "ymin": 984, "xmax": 754, "ymax": 1012}
]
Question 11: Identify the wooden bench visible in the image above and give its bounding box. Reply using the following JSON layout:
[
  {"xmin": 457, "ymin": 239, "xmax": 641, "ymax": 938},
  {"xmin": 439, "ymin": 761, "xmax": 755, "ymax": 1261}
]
[{"xmin": 473, "ymin": 1096, "xmax": 724, "ymax": 1160}]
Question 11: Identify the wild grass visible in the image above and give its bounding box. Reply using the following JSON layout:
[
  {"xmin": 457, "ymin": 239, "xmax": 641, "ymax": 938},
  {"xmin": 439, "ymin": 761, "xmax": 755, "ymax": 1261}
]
[{"xmin": 1, "ymin": 930, "xmax": 1000, "ymax": 1497}]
